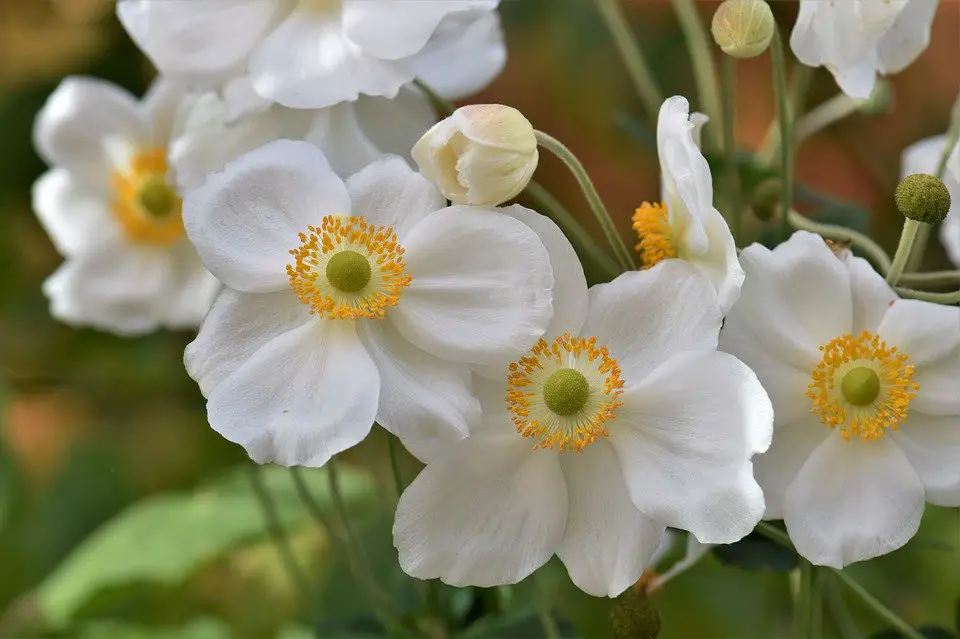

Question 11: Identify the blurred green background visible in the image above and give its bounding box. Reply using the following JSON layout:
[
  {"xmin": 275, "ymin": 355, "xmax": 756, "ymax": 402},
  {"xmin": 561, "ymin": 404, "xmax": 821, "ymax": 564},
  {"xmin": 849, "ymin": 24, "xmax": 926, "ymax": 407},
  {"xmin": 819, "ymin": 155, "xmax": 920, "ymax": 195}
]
[{"xmin": 0, "ymin": 1, "xmax": 958, "ymax": 637}]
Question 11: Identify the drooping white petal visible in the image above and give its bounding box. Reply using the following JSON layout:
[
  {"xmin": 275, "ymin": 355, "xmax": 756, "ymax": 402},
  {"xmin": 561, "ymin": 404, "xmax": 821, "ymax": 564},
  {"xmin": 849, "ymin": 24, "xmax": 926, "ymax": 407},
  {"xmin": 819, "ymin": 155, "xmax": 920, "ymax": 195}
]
[
  {"xmin": 846, "ymin": 255, "xmax": 897, "ymax": 333},
  {"xmin": 784, "ymin": 434, "xmax": 924, "ymax": 568},
  {"xmin": 394, "ymin": 437, "xmax": 567, "ymax": 587},
  {"xmin": 183, "ymin": 140, "xmax": 351, "ymax": 293},
  {"xmin": 557, "ymin": 441, "xmax": 666, "ymax": 598},
  {"xmin": 184, "ymin": 287, "xmax": 311, "ymax": 396},
  {"xmin": 610, "ymin": 351, "xmax": 773, "ymax": 544},
  {"xmin": 357, "ymin": 319, "xmax": 478, "ymax": 442},
  {"xmin": 352, "ymin": 87, "xmax": 437, "ymax": 163},
  {"xmin": 31, "ymin": 169, "xmax": 115, "ymax": 257},
  {"xmin": 893, "ymin": 413, "xmax": 960, "ymax": 506},
  {"xmin": 580, "ymin": 261, "xmax": 722, "ymax": 380},
  {"xmin": 206, "ymin": 318, "xmax": 380, "ymax": 467},
  {"xmin": 658, "ymin": 96, "xmax": 711, "ymax": 254},
  {"xmin": 877, "ymin": 0, "xmax": 938, "ymax": 74},
  {"xmin": 344, "ymin": 155, "xmax": 445, "ymax": 239},
  {"xmin": 33, "ymin": 76, "xmax": 147, "ymax": 187},
  {"xmin": 752, "ymin": 415, "xmax": 831, "ymax": 520},
  {"xmin": 877, "ymin": 299, "xmax": 960, "ymax": 416},
  {"xmin": 412, "ymin": 9, "xmax": 506, "ymax": 100},
  {"xmin": 390, "ymin": 205, "xmax": 553, "ymax": 367},
  {"xmin": 684, "ymin": 204, "xmax": 744, "ymax": 315},
  {"xmin": 304, "ymin": 103, "xmax": 386, "ymax": 178}
]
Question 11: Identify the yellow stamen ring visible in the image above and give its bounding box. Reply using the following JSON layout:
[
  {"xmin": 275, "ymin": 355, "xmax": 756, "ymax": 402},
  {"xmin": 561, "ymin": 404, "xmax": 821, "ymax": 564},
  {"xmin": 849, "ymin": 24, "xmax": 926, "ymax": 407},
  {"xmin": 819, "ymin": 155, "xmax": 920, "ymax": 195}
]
[
  {"xmin": 632, "ymin": 201, "xmax": 676, "ymax": 269},
  {"xmin": 112, "ymin": 148, "xmax": 184, "ymax": 247},
  {"xmin": 506, "ymin": 333, "xmax": 624, "ymax": 452}
]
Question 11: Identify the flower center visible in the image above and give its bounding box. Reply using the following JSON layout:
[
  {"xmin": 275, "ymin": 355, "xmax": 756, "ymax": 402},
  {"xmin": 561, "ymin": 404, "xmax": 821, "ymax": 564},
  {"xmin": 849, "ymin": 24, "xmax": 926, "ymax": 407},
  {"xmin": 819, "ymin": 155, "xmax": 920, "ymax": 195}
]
[
  {"xmin": 112, "ymin": 148, "xmax": 184, "ymax": 247},
  {"xmin": 632, "ymin": 201, "xmax": 677, "ymax": 269},
  {"xmin": 506, "ymin": 333, "xmax": 624, "ymax": 452},
  {"xmin": 806, "ymin": 330, "xmax": 919, "ymax": 442},
  {"xmin": 287, "ymin": 215, "xmax": 411, "ymax": 320}
]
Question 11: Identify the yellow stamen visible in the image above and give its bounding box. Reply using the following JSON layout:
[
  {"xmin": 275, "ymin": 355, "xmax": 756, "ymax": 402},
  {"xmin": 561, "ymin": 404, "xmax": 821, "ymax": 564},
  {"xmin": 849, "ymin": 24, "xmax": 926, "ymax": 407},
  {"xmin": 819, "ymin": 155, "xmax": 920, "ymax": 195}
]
[
  {"xmin": 112, "ymin": 148, "xmax": 183, "ymax": 247},
  {"xmin": 286, "ymin": 215, "xmax": 411, "ymax": 320},
  {"xmin": 506, "ymin": 332, "xmax": 624, "ymax": 452},
  {"xmin": 806, "ymin": 330, "xmax": 919, "ymax": 442},
  {"xmin": 631, "ymin": 201, "xmax": 676, "ymax": 269}
]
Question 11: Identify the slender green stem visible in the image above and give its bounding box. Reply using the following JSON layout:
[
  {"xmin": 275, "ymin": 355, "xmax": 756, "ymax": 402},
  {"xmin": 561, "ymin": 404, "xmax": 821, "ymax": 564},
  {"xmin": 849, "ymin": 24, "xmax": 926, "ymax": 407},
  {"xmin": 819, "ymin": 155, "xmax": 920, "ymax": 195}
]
[
  {"xmin": 524, "ymin": 180, "xmax": 621, "ymax": 278},
  {"xmin": 886, "ymin": 219, "xmax": 922, "ymax": 285},
  {"xmin": 811, "ymin": 569, "xmax": 824, "ymax": 639},
  {"xmin": 824, "ymin": 575, "xmax": 861, "ymax": 639},
  {"xmin": 894, "ymin": 287, "xmax": 960, "ymax": 305},
  {"xmin": 832, "ymin": 571, "xmax": 925, "ymax": 639},
  {"xmin": 759, "ymin": 64, "xmax": 813, "ymax": 163},
  {"xmin": 595, "ymin": 0, "xmax": 663, "ymax": 124},
  {"xmin": 898, "ymin": 270, "xmax": 960, "ymax": 288},
  {"xmin": 794, "ymin": 94, "xmax": 860, "ymax": 145},
  {"xmin": 327, "ymin": 460, "xmax": 367, "ymax": 565},
  {"xmin": 414, "ymin": 78, "xmax": 456, "ymax": 117},
  {"xmin": 755, "ymin": 522, "xmax": 793, "ymax": 548},
  {"xmin": 795, "ymin": 560, "xmax": 815, "ymax": 639},
  {"xmin": 536, "ymin": 574, "xmax": 561, "ymax": 639},
  {"xmin": 387, "ymin": 435, "xmax": 406, "ymax": 499},
  {"xmin": 786, "ymin": 210, "xmax": 892, "ymax": 273},
  {"xmin": 721, "ymin": 55, "xmax": 742, "ymax": 239},
  {"xmin": 771, "ymin": 28, "xmax": 794, "ymax": 242},
  {"xmin": 248, "ymin": 465, "xmax": 313, "ymax": 612},
  {"xmin": 670, "ymin": 0, "xmax": 722, "ymax": 149},
  {"xmin": 534, "ymin": 130, "xmax": 636, "ymax": 270}
]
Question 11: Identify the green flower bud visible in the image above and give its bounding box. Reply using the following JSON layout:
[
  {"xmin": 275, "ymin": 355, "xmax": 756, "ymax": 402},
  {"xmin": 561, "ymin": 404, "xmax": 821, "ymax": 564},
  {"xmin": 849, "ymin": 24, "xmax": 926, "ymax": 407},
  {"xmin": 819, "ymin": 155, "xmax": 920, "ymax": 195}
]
[
  {"xmin": 711, "ymin": 0, "xmax": 775, "ymax": 59},
  {"xmin": 895, "ymin": 173, "xmax": 952, "ymax": 224},
  {"xmin": 749, "ymin": 177, "xmax": 782, "ymax": 222}
]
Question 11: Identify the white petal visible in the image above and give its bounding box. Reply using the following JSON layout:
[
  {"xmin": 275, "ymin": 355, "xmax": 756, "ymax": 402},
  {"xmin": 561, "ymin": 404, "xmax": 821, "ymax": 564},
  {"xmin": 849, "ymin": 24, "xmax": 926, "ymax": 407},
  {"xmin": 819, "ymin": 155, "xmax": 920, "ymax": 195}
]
[
  {"xmin": 344, "ymin": 155, "xmax": 445, "ymax": 239},
  {"xmin": 878, "ymin": 300, "xmax": 960, "ymax": 416},
  {"xmin": 726, "ymin": 232, "xmax": 851, "ymax": 370},
  {"xmin": 249, "ymin": 9, "xmax": 414, "ymax": 109},
  {"xmin": 580, "ymin": 261, "xmax": 721, "ymax": 380},
  {"xmin": 185, "ymin": 287, "xmax": 311, "ymax": 396},
  {"xmin": 183, "ymin": 139, "xmax": 350, "ymax": 293},
  {"xmin": 394, "ymin": 437, "xmax": 567, "ymax": 587},
  {"xmin": 752, "ymin": 415, "xmax": 830, "ymax": 520},
  {"xmin": 610, "ymin": 351, "xmax": 773, "ymax": 544},
  {"xmin": 161, "ymin": 243, "xmax": 220, "ymax": 329},
  {"xmin": 391, "ymin": 206, "xmax": 553, "ymax": 367},
  {"xmin": 412, "ymin": 9, "xmax": 506, "ymax": 100},
  {"xmin": 33, "ymin": 76, "xmax": 147, "ymax": 187},
  {"xmin": 942, "ymin": 210, "xmax": 960, "ymax": 268},
  {"xmin": 353, "ymin": 86, "xmax": 437, "ymax": 162},
  {"xmin": 31, "ymin": 169, "xmax": 115, "ymax": 257},
  {"xmin": 140, "ymin": 77, "xmax": 187, "ymax": 146},
  {"xmin": 557, "ymin": 441, "xmax": 666, "ymax": 598},
  {"xmin": 658, "ymin": 96, "xmax": 711, "ymax": 254},
  {"xmin": 342, "ymin": 0, "xmax": 495, "ymax": 61},
  {"xmin": 893, "ymin": 413, "xmax": 960, "ymax": 506},
  {"xmin": 784, "ymin": 434, "xmax": 924, "ymax": 568},
  {"xmin": 830, "ymin": 57, "xmax": 880, "ymax": 101},
  {"xmin": 116, "ymin": 0, "xmax": 280, "ymax": 83},
  {"xmin": 304, "ymin": 103, "xmax": 385, "ymax": 178},
  {"xmin": 206, "ymin": 318, "xmax": 379, "ymax": 467},
  {"xmin": 877, "ymin": 0, "xmax": 937, "ymax": 74},
  {"xmin": 684, "ymin": 203, "xmax": 744, "ymax": 315},
  {"xmin": 846, "ymin": 255, "xmax": 897, "ymax": 333},
  {"xmin": 357, "ymin": 319, "xmax": 478, "ymax": 442}
]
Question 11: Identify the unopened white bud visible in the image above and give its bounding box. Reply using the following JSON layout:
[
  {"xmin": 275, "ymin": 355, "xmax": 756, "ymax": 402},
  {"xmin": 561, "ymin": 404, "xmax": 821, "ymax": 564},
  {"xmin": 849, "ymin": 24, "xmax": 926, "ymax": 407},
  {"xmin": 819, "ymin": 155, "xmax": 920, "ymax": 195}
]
[
  {"xmin": 711, "ymin": 0, "xmax": 775, "ymax": 59},
  {"xmin": 412, "ymin": 104, "xmax": 538, "ymax": 206}
]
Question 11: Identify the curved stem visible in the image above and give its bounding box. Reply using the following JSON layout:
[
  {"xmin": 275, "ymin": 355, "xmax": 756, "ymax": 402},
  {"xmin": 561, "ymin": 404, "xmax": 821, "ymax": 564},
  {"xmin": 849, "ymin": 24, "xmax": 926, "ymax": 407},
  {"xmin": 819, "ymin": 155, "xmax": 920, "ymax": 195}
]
[
  {"xmin": 894, "ymin": 287, "xmax": 960, "ymax": 305},
  {"xmin": 670, "ymin": 0, "xmax": 722, "ymax": 149},
  {"xmin": 771, "ymin": 28, "xmax": 794, "ymax": 242},
  {"xmin": 824, "ymin": 575, "xmax": 861, "ymax": 639},
  {"xmin": 795, "ymin": 560, "xmax": 815, "ymax": 639},
  {"xmin": 794, "ymin": 94, "xmax": 860, "ymax": 144},
  {"xmin": 595, "ymin": 0, "xmax": 663, "ymax": 124},
  {"xmin": 897, "ymin": 270, "xmax": 960, "ymax": 289},
  {"xmin": 759, "ymin": 65, "xmax": 813, "ymax": 163},
  {"xmin": 535, "ymin": 130, "xmax": 636, "ymax": 270},
  {"xmin": 414, "ymin": 78, "xmax": 456, "ymax": 117},
  {"xmin": 886, "ymin": 219, "xmax": 922, "ymax": 285},
  {"xmin": 832, "ymin": 571, "xmax": 926, "ymax": 639},
  {"xmin": 787, "ymin": 210, "xmax": 892, "ymax": 273}
]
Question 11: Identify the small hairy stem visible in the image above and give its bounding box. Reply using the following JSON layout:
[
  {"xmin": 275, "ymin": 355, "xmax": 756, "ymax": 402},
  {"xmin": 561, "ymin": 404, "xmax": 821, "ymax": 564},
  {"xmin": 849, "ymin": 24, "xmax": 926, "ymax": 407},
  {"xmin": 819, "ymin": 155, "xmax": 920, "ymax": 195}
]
[
  {"xmin": 770, "ymin": 28, "xmax": 795, "ymax": 242},
  {"xmin": 886, "ymin": 219, "xmax": 922, "ymax": 286}
]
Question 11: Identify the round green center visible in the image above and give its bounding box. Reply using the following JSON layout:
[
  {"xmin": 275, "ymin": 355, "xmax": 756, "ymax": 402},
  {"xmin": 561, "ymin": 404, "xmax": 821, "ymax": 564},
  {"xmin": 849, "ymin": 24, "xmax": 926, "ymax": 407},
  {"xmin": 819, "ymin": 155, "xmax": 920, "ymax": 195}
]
[
  {"xmin": 137, "ymin": 177, "xmax": 179, "ymax": 218},
  {"xmin": 841, "ymin": 366, "xmax": 881, "ymax": 407},
  {"xmin": 543, "ymin": 368, "xmax": 590, "ymax": 416},
  {"xmin": 326, "ymin": 250, "xmax": 371, "ymax": 293}
]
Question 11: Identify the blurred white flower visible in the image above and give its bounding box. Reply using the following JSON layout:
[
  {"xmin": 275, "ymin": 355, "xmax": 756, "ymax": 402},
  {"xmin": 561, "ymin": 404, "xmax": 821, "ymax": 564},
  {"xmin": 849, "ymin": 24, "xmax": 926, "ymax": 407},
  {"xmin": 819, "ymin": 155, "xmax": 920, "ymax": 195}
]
[
  {"xmin": 900, "ymin": 135, "xmax": 960, "ymax": 267},
  {"xmin": 116, "ymin": 0, "xmax": 505, "ymax": 109},
  {"xmin": 32, "ymin": 76, "xmax": 218, "ymax": 335},
  {"xmin": 394, "ymin": 259, "xmax": 772, "ymax": 597},
  {"xmin": 183, "ymin": 142, "xmax": 555, "ymax": 467},
  {"xmin": 720, "ymin": 231, "xmax": 960, "ymax": 568},
  {"xmin": 413, "ymin": 104, "xmax": 538, "ymax": 206},
  {"xmin": 790, "ymin": 0, "xmax": 939, "ymax": 100},
  {"xmin": 632, "ymin": 96, "xmax": 743, "ymax": 314}
]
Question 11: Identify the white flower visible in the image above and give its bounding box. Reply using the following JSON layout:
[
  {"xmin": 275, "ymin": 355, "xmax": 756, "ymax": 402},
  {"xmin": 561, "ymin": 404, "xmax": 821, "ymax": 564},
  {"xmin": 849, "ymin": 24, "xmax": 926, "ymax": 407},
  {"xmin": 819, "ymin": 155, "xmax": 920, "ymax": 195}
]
[
  {"xmin": 900, "ymin": 135, "xmax": 960, "ymax": 267},
  {"xmin": 116, "ymin": 0, "xmax": 505, "ymax": 109},
  {"xmin": 719, "ymin": 231, "xmax": 960, "ymax": 568},
  {"xmin": 790, "ymin": 0, "xmax": 939, "ymax": 100},
  {"xmin": 393, "ymin": 259, "xmax": 773, "ymax": 597},
  {"xmin": 32, "ymin": 76, "xmax": 218, "ymax": 335},
  {"xmin": 413, "ymin": 104, "xmax": 538, "ymax": 206},
  {"xmin": 170, "ymin": 84, "xmax": 435, "ymax": 190},
  {"xmin": 183, "ymin": 141, "xmax": 555, "ymax": 467},
  {"xmin": 631, "ymin": 96, "xmax": 743, "ymax": 314}
]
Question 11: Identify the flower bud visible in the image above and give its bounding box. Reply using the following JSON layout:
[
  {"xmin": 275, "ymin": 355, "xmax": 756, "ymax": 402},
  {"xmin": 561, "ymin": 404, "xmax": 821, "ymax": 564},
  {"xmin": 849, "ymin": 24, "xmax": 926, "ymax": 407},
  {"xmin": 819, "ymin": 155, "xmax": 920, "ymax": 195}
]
[
  {"xmin": 412, "ymin": 104, "xmax": 539, "ymax": 206},
  {"xmin": 711, "ymin": 0, "xmax": 775, "ymax": 59},
  {"xmin": 895, "ymin": 173, "xmax": 951, "ymax": 224}
]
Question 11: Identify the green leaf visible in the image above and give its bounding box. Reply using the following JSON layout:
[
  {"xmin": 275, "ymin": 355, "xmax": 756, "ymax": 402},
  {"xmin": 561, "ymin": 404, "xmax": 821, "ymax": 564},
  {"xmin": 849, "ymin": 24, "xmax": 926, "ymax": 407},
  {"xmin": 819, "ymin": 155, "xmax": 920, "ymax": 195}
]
[
  {"xmin": 711, "ymin": 528, "xmax": 799, "ymax": 572},
  {"xmin": 36, "ymin": 464, "xmax": 375, "ymax": 629},
  {"xmin": 76, "ymin": 618, "xmax": 233, "ymax": 639}
]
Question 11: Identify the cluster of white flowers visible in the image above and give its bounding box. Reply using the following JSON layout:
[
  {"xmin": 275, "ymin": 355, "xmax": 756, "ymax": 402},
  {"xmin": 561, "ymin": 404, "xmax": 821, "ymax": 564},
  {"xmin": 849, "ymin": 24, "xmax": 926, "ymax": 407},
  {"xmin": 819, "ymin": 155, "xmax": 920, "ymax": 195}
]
[{"xmin": 29, "ymin": 0, "xmax": 959, "ymax": 605}]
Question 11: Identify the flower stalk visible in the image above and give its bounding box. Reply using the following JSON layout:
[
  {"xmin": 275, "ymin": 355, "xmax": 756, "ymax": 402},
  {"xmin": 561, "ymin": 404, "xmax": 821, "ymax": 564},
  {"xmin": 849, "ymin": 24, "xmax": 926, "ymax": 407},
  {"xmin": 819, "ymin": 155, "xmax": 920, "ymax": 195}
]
[
  {"xmin": 770, "ymin": 27, "xmax": 795, "ymax": 242},
  {"xmin": 786, "ymin": 210, "xmax": 892, "ymax": 273},
  {"xmin": 721, "ymin": 55, "xmax": 742, "ymax": 238},
  {"xmin": 886, "ymin": 219, "xmax": 922, "ymax": 285}
]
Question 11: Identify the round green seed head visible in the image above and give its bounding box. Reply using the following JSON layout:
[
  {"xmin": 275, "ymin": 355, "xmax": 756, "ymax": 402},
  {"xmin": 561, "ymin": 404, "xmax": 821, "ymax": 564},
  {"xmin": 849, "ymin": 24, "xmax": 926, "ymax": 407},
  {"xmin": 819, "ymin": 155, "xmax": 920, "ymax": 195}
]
[
  {"xmin": 137, "ymin": 177, "xmax": 179, "ymax": 217},
  {"xmin": 895, "ymin": 173, "xmax": 951, "ymax": 224},
  {"xmin": 711, "ymin": 0, "xmax": 774, "ymax": 59},
  {"xmin": 543, "ymin": 368, "xmax": 590, "ymax": 416},
  {"xmin": 841, "ymin": 366, "xmax": 881, "ymax": 407},
  {"xmin": 326, "ymin": 250, "xmax": 372, "ymax": 293}
]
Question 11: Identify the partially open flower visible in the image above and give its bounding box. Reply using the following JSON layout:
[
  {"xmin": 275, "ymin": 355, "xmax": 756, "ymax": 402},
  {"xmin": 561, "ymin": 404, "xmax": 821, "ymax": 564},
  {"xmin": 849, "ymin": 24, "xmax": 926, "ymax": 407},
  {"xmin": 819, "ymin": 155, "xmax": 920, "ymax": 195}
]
[{"xmin": 412, "ymin": 104, "xmax": 538, "ymax": 206}]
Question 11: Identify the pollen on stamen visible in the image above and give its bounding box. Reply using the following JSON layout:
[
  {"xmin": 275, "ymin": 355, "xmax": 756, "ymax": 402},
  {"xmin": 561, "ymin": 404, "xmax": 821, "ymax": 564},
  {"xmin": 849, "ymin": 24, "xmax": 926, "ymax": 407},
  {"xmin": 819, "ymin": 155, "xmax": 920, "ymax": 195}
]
[
  {"xmin": 112, "ymin": 148, "xmax": 184, "ymax": 247},
  {"xmin": 631, "ymin": 201, "xmax": 677, "ymax": 269},
  {"xmin": 806, "ymin": 330, "xmax": 920, "ymax": 442},
  {"xmin": 286, "ymin": 215, "xmax": 411, "ymax": 320},
  {"xmin": 506, "ymin": 332, "xmax": 625, "ymax": 452}
]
